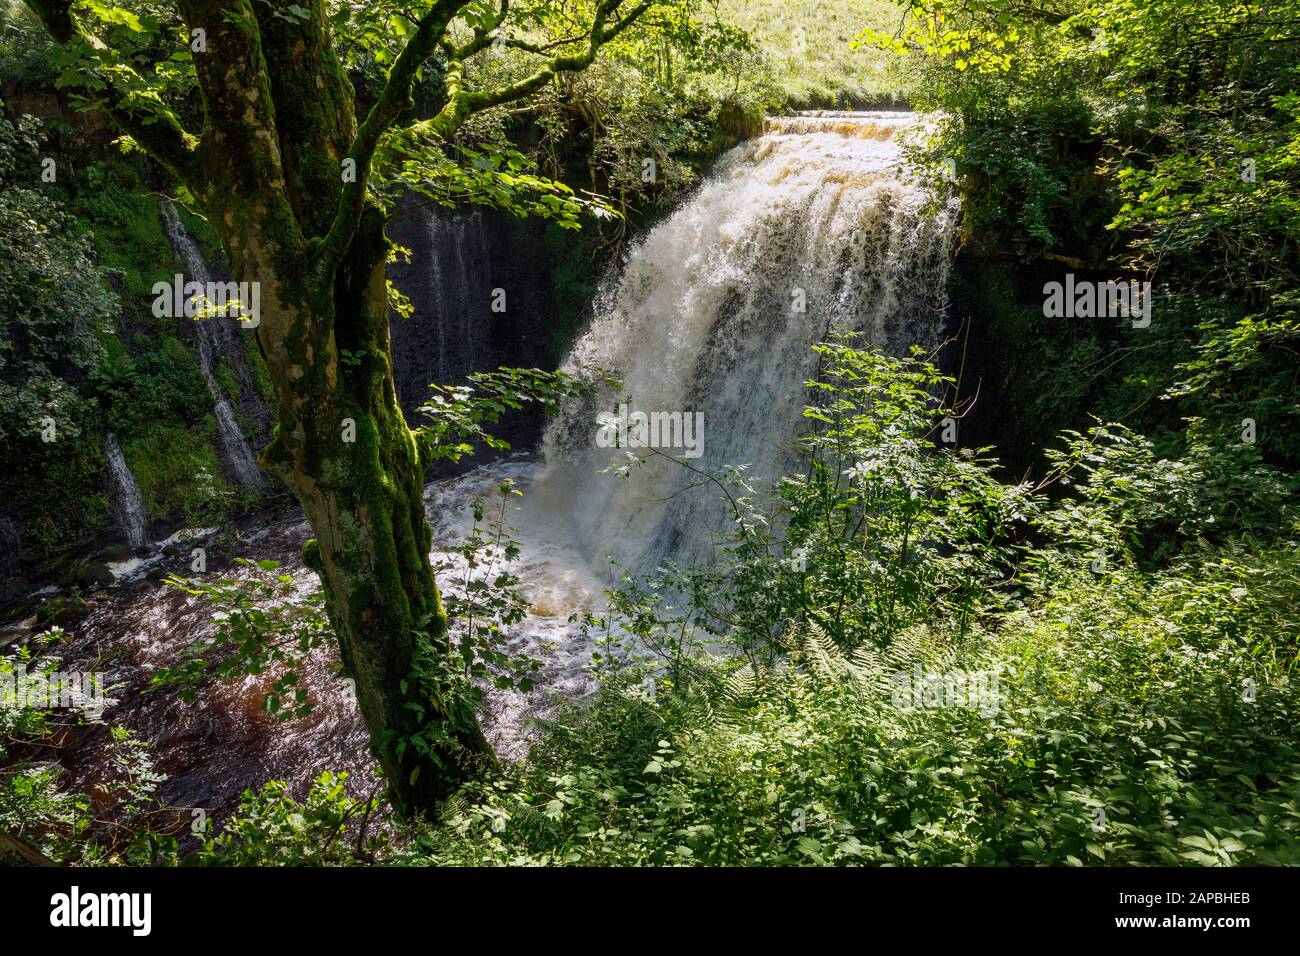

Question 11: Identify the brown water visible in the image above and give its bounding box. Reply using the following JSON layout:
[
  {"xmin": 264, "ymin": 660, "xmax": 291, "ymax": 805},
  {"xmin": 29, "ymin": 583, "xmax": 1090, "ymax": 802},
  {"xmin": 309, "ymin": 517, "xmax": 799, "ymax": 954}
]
[
  {"xmin": 47, "ymin": 508, "xmax": 372, "ymax": 820},
  {"xmin": 20, "ymin": 457, "xmax": 607, "ymax": 829}
]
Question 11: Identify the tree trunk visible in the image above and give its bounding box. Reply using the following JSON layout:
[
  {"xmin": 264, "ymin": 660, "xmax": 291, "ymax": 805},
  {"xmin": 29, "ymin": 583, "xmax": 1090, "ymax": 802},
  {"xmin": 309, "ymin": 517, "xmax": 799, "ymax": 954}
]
[
  {"xmin": 227, "ymin": 202, "xmax": 496, "ymax": 817},
  {"xmin": 296, "ymin": 394, "xmax": 498, "ymax": 816}
]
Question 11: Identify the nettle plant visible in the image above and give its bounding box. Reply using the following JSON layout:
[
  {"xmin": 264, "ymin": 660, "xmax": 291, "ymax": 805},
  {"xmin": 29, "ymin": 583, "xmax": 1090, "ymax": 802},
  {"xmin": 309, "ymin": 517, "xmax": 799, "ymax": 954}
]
[
  {"xmin": 1, "ymin": 629, "xmax": 171, "ymax": 864},
  {"xmin": 158, "ymin": 559, "xmax": 332, "ymax": 720},
  {"xmin": 420, "ymin": 367, "xmax": 607, "ymax": 696},
  {"xmin": 431, "ymin": 478, "xmax": 540, "ymax": 693},
  {"xmin": 786, "ymin": 342, "xmax": 1034, "ymax": 645},
  {"xmin": 1032, "ymin": 419, "xmax": 1299, "ymax": 570}
]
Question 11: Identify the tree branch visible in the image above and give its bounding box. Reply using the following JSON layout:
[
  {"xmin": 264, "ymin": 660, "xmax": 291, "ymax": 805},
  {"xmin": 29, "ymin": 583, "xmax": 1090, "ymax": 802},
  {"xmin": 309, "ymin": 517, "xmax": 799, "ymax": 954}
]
[
  {"xmin": 250, "ymin": 0, "xmax": 357, "ymax": 237},
  {"xmin": 24, "ymin": 0, "xmax": 202, "ymax": 186},
  {"xmin": 320, "ymin": 0, "xmax": 474, "ymax": 268},
  {"xmin": 175, "ymin": 1, "xmax": 304, "ymax": 243},
  {"xmin": 403, "ymin": 0, "xmax": 654, "ymax": 144},
  {"xmin": 441, "ymin": 0, "xmax": 509, "ymax": 60}
]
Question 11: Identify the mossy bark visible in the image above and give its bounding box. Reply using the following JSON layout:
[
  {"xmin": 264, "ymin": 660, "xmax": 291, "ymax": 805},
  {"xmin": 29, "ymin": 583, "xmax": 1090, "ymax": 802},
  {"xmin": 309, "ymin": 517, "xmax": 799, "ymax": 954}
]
[
  {"xmin": 214, "ymin": 198, "xmax": 496, "ymax": 816},
  {"xmin": 297, "ymin": 210, "xmax": 497, "ymax": 815},
  {"xmin": 29, "ymin": 0, "xmax": 649, "ymax": 818},
  {"xmin": 172, "ymin": 0, "xmax": 498, "ymax": 816}
]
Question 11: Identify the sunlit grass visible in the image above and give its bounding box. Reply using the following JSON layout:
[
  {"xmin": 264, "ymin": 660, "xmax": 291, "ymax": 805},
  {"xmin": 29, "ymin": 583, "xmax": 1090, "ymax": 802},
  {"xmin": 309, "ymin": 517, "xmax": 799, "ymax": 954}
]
[{"xmin": 719, "ymin": 0, "xmax": 908, "ymax": 107}]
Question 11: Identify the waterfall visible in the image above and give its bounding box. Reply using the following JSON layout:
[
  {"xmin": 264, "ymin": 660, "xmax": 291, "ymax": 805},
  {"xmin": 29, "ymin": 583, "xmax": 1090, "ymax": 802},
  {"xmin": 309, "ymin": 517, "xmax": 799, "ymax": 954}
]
[
  {"xmin": 387, "ymin": 206, "xmax": 493, "ymax": 414},
  {"xmin": 103, "ymin": 433, "xmax": 148, "ymax": 549},
  {"xmin": 43, "ymin": 114, "xmax": 962, "ymax": 786},
  {"xmin": 158, "ymin": 201, "xmax": 266, "ymax": 490},
  {"xmin": 531, "ymin": 111, "xmax": 959, "ymax": 576}
]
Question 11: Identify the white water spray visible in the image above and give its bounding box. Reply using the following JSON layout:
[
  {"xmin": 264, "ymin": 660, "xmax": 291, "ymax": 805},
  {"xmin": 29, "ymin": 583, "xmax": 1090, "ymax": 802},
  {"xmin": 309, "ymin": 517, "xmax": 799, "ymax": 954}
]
[
  {"xmin": 531, "ymin": 111, "xmax": 958, "ymax": 576},
  {"xmin": 159, "ymin": 201, "xmax": 266, "ymax": 490},
  {"xmin": 103, "ymin": 432, "xmax": 148, "ymax": 549}
]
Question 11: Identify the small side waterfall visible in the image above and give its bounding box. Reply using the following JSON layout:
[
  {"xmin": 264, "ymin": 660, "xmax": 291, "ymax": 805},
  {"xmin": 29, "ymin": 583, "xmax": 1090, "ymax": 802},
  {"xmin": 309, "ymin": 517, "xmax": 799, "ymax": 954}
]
[
  {"xmin": 387, "ymin": 207, "xmax": 493, "ymax": 414},
  {"xmin": 533, "ymin": 111, "xmax": 959, "ymax": 576},
  {"xmin": 159, "ymin": 201, "xmax": 266, "ymax": 490},
  {"xmin": 103, "ymin": 433, "xmax": 148, "ymax": 549}
]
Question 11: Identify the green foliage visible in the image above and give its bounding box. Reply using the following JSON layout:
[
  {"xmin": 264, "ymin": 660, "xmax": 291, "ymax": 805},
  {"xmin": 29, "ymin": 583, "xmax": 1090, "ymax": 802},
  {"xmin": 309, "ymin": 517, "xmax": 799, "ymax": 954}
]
[
  {"xmin": 415, "ymin": 366, "xmax": 609, "ymax": 463},
  {"xmin": 1036, "ymin": 421, "xmax": 1297, "ymax": 563},
  {"xmin": 378, "ymin": 142, "xmax": 618, "ymax": 230},
  {"xmin": 719, "ymin": 0, "xmax": 900, "ymax": 107},
  {"xmin": 174, "ymin": 772, "xmax": 384, "ymax": 866},
  {"xmin": 71, "ymin": 160, "xmax": 177, "ymax": 298},
  {"xmin": 588, "ymin": 342, "xmax": 1031, "ymax": 688},
  {"xmin": 398, "ymin": 551, "xmax": 1299, "ymax": 866},
  {"xmin": 433, "ymin": 479, "xmax": 543, "ymax": 693},
  {"xmin": 130, "ymin": 338, "xmax": 1299, "ymax": 868},
  {"xmin": 0, "ymin": 403, "xmax": 111, "ymax": 552},
  {"xmin": 46, "ymin": 0, "xmax": 189, "ymax": 134},
  {"xmin": 876, "ymin": 0, "xmax": 1300, "ymax": 265},
  {"xmin": 92, "ymin": 333, "xmax": 212, "ymax": 437},
  {"xmin": 0, "ymin": 627, "xmax": 162, "ymax": 865},
  {"xmin": 156, "ymin": 559, "xmax": 331, "ymax": 720},
  {"xmin": 8, "ymin": 0, "xmax": 1296, "ymax": 869},
  {"xmin": 885, "ymin": 0, "xmax": 1300, "ymax": 490},
  {"xmin": 0, "ymin": 105, "xmax": 119, "ymax": 550},
  {"xmin": 399, "ymin": 343, "xmax": 1298, "ymax": 866},
  {"xmin": 357, "ymin": 0, "xmax": 787, "ymax": 224},
  {"xmin": 0, "ymin": 108, "xmax": 115, "ymax": 441},
  {"xmin": 920, "ymin": 92, "xmax": 1104, "ymax": 250},
  {"xmin": 120, "ymin": 420, "xmax": 232, "ymax": 525},
  {"xmin": 0, "ymin": 102, "xmax": 244, "ymax": 551},
  {"xmin": 789, "ymin": 342, "xmax": 1032, "ymax": 642},
  {"xmin": 0, "ymin": 0, "xmax": 57, "ymax": 87}
]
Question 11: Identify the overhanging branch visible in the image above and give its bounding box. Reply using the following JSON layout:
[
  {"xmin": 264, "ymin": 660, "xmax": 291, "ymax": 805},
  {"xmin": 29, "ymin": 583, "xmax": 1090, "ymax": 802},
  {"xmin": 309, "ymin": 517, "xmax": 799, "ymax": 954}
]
[
  {"xmin": 25, "ymin": 0, "xmax": 202, "ymax": 187},
  {"xmin": 402, "ymin": 0, "xmax": 654, "ymax": 145},
  {"xmin": 320, "ymin": 0, "xmax": 474, "ymax": 268}
]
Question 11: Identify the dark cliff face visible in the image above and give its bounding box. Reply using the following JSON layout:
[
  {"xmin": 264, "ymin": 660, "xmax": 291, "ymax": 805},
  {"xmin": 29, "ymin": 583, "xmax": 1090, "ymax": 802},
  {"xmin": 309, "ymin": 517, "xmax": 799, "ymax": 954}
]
[
  {"xmin": 385, "ymin": 202, "xmax": 577, "ymax": 461},
  {"xmin": 386, "ymin": 205, "xmax": 494, "ymax": 414},
  {"xmin": 938, "ymin": 251, "xmax": 1151, "ymax": 479}
]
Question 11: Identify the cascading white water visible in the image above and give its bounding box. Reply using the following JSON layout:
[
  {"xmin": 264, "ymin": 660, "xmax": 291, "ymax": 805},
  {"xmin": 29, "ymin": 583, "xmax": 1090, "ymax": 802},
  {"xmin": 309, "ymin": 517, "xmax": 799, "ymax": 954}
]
[
  {"xmin": 529, "ymin": 111, "xmax": 959, "ymax": 576},
  {"xmin": 159, "ymin": 201, "xmax": 266, "ymax": 490},
  {"xmin": 424, "ymin": 209, "xmax": 492, "ymax": 384},
  {"xmin": 103, "ymin": 432, "xmax": 148, "ymax": 548}
]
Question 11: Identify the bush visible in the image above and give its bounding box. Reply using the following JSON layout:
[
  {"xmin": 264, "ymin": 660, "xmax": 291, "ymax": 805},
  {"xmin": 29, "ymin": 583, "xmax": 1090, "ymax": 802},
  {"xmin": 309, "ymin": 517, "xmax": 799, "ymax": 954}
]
[{"xmin": 160, "ymin": 342, "xmax": 1299, "ymax": 867}]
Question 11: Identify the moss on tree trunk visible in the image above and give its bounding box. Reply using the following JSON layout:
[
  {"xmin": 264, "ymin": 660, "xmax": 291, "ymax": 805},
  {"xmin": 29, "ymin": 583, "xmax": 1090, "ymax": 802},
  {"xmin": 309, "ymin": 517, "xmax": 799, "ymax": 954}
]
[{"xmin": 252, "ymin": 206, "xmax": 496, "ymax": 815}]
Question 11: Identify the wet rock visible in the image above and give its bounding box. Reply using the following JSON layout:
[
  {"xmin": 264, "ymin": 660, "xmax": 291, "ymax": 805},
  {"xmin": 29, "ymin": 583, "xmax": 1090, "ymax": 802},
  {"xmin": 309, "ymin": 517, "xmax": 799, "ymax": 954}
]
[
  {"xmin": 98, "ymin": 543, "xmax": 136, "ymax": 563},
  {"xmin": 34, "ymin": 593, "xmax": 91, "ymax": 629},
  {"xmin": 0, "ymin": 831, "xmax": 57, "ymax": 867},
  {"xmin": 75, "ymin": 561, "xmax": 116, "ymax": 589},
  {"xmin": 0, "ymin": 616, "xmax": 35, "ymax": 650}
]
